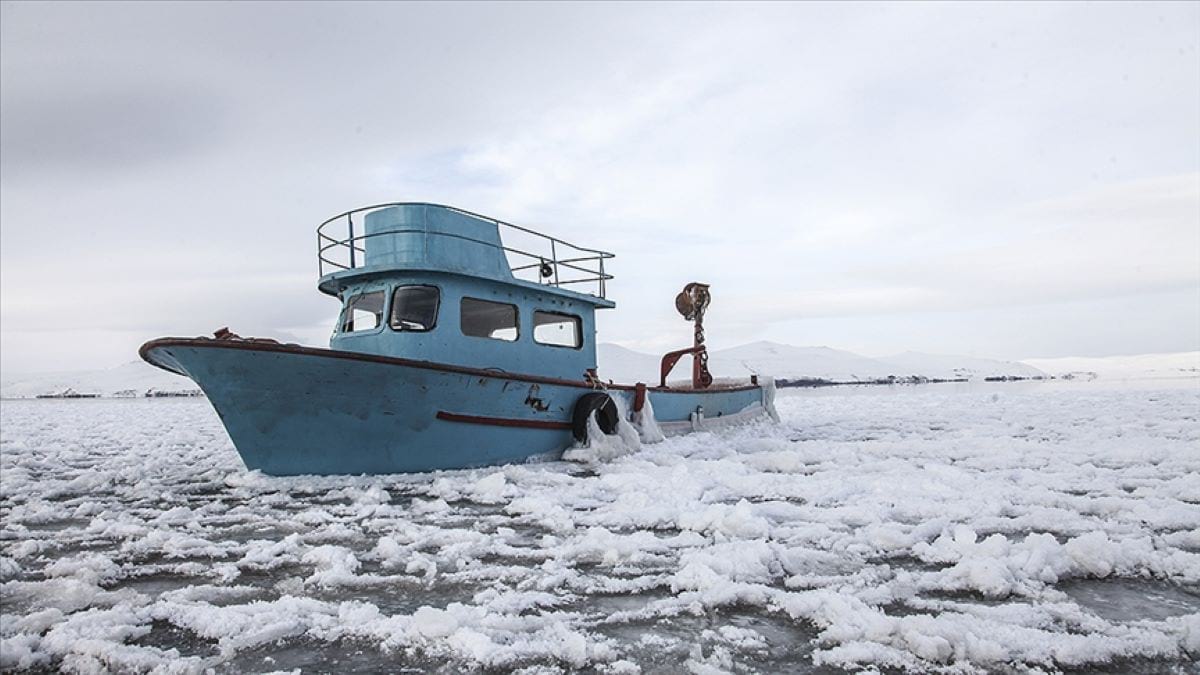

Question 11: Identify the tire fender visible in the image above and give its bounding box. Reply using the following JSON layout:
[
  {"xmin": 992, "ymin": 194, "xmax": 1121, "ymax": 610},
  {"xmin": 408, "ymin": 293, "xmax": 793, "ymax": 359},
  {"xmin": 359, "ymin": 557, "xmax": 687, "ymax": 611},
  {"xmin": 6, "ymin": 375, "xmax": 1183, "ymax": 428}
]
[{"xmin": 572, "ymin": 392, "xmax": 619, "ymax": 442}]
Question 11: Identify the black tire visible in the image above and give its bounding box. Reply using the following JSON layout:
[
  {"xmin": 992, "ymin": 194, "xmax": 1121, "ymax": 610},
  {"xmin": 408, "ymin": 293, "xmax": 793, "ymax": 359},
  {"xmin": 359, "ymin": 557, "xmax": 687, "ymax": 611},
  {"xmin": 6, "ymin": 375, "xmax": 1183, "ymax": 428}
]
[{"xmin": 572, "ymin": 392, "xmax": 619, "ymax": 442}]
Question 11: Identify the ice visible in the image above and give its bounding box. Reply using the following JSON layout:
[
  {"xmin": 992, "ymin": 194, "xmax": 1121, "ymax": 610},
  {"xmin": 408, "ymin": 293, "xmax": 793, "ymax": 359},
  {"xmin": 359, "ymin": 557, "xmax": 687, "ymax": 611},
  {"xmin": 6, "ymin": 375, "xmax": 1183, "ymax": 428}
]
[
  {"xmin": 468, "ymin": 472, "xmax": 510, "ymax": 504},
  {"xmin": 562, "ymin": 395, "xmax": 643, "ymax": 463},
  {"xmin": 761, "ymin": 375, "xmax": 780, "ymax": 423},
  {"xmin": 1, "ymin": 383, "xmax": 1198, "ymax": 672},
  {"xmin": 631, "ymin": 393, "xmax": 666, "ymax": 444}
]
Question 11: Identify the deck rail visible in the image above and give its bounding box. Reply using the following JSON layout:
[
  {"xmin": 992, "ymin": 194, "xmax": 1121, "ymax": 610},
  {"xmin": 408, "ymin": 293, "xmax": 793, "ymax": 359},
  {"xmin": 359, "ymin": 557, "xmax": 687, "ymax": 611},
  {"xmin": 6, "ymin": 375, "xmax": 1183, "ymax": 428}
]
[{"xmin": 317, "ymin": 203, "xmax": 614, "ymax": 298}]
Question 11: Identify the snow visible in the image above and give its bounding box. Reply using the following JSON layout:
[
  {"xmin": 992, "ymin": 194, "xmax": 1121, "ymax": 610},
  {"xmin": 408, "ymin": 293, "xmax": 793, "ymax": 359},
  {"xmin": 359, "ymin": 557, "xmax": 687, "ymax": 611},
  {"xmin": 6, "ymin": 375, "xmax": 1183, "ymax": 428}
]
[
  {"xmin": 1024, "ymin": 351, "xmax": 1200, "ymax": 380},
  {"xmin": 0, "ymin": 361, "xmax": 195, "ymax": 399},
  {"xmin": 879, "ymin": 351, "xmax": 1046, "ymax": 380},
  {"xmin": 599, "ymin": 341, "xmax": 1048, "ymax": 385},
  {"xmin": 562, "ymin": 395, "xmax": 644, "ymax": 463},
  {"xmin": 10, "ymin": 346, "xmax": 1190, "ymax": 401},
  {"xmin": 1, "ymin": 381, "xmax": 1198, "ymax": 672},
  {"xmin": 630, "ymin": 393, "xmax": 666, "ymax": 444},
  {"xmin": 709, "ymin": 341, "xmax": 901, "ymax": 382},
  {"xmin": 595, "ymin": 344, "xmax": 666, "ymax": 385}
]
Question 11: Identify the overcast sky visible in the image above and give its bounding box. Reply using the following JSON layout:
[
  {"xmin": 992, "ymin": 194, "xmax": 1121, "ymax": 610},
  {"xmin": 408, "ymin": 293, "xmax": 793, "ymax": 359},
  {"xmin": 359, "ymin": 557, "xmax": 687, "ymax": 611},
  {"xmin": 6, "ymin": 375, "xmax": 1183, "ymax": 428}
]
[{"xmin": 2, "ymin": 1, "xmax": 1198, "ymax": 373}]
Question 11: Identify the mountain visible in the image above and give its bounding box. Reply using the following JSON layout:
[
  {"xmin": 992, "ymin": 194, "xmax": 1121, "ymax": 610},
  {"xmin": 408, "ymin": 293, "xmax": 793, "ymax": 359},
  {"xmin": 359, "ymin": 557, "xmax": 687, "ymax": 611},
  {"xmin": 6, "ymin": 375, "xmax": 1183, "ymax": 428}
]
[
  {"xmin": 1, "ymin": 361, "xmax": 195, "ymax": 399},
  {"xmin": 598, "ymin": 341, "xmax": 1047, "ymax": 384},
  {"xmin": 1022, "ymin": 352, "xmax": 1200, "ymax": 380},
  {"xmin": 708, "ymin": 341, "xmax": 898, "ymax": 382},
  {"xmin": 595, "ymin": 343, "xmax": 665, "ymax": 384},
  {"xmin": 879, "ymin": 351, "xmax": 1045, "ymax": 380},
  {"xmin": 7, "ymin": 345, "xmax": 1192, "ymax": 399}
]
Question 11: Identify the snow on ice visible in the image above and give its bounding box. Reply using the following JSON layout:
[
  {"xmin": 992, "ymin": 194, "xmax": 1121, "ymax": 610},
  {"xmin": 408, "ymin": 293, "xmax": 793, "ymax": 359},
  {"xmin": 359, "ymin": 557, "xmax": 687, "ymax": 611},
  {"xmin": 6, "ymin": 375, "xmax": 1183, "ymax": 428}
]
[{"xmin": 1, "ymin": 382, "xmax": 1198, "ymax": 673}]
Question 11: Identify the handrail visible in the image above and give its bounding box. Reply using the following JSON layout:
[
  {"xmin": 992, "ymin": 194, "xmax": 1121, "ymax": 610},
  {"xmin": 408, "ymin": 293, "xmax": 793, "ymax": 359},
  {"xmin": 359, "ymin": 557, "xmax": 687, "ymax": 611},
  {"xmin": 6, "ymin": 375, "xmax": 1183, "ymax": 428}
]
[{"xmin": 316, "ymin": 202, "xmax": 614, "ymax": 299}]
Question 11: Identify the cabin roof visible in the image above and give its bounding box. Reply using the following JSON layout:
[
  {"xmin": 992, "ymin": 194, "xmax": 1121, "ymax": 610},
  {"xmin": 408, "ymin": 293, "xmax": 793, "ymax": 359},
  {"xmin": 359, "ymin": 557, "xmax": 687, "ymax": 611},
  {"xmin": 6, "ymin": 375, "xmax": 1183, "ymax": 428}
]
[{"xmin": 316, "ymin": 203, "xmax": 615, "ymax": 308}]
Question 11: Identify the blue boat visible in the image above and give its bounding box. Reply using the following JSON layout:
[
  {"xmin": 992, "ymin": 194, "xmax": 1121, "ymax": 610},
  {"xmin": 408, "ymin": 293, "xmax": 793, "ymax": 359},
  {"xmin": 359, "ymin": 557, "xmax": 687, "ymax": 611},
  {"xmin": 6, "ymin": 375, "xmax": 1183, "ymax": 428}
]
[{"xmin": 140, "ymin": 203, "xmax": 776, "ymax": 475}]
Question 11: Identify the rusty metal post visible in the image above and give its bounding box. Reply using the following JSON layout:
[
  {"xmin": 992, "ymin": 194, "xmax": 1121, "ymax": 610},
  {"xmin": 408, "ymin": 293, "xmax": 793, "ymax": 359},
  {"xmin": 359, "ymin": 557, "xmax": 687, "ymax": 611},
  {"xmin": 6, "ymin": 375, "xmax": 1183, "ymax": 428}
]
[
  {"xmin": 633, "ymin": 382, "xmax": 647, "ymax": 412},
  {"xmin": 692, "ymin": 298, "xmax": 705, "ymax": 389},
  {"xmin": 673, "ymin": 283, "xmax": 713, "ymax": 389}
]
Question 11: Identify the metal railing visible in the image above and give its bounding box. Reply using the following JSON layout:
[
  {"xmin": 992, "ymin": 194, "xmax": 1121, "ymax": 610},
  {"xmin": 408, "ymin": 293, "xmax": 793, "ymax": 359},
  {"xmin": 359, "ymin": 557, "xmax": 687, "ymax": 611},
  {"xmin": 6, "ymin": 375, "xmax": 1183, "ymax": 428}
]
[{"xmin": 317, "ymin": 203, "xmax": 614, "ymax": 298}]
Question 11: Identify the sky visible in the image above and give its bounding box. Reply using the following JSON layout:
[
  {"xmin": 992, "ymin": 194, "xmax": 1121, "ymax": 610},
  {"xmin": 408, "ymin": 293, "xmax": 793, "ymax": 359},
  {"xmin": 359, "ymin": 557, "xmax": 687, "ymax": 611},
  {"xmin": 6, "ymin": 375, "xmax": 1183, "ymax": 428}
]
[{"xmin": 2, "ymin": 1, "xmax": 1198, "ymax": 373}]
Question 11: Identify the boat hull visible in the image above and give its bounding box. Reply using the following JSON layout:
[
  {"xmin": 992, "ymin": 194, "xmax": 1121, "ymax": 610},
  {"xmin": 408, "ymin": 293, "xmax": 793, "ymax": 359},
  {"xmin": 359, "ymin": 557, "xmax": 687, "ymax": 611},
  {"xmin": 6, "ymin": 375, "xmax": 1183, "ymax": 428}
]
[{"xmin": 140, "ymin": 339, "xmax": 769, "ymax": 476}]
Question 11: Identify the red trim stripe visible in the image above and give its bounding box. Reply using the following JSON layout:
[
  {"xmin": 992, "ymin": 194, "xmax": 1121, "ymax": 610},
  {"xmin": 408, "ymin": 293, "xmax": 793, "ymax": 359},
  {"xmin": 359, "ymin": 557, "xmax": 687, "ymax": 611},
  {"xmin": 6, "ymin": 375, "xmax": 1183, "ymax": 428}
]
[{"xmin": 436, "ymin": 411, "xmax": 572, "ymax": 430}]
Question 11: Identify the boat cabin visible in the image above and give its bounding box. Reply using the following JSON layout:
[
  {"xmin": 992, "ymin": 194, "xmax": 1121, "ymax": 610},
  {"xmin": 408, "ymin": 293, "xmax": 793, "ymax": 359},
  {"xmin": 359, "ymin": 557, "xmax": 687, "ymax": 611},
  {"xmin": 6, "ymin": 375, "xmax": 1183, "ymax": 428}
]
[{"xmin": 316, "ymin": 203, "xmax": 614, "ymax": 381}]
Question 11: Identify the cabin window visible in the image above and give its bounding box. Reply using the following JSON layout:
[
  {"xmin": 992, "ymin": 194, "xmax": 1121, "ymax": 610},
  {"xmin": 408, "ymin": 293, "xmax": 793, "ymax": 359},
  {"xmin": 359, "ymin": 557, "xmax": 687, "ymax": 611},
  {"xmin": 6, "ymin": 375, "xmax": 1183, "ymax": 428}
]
[
  {"xmin": 461, "ymin": 297, "xmax": 518, "ymax": 341},
  {"xmin": 533, "ymin": 311, "xmax": 582, "ymax": 348},
  {"xmin": 390, "ymin": 285, "xmax": 439, "ymax": 331},
  {"xmin": 340, "ymin": 291, "xmax": 384, "ymax": 332}
]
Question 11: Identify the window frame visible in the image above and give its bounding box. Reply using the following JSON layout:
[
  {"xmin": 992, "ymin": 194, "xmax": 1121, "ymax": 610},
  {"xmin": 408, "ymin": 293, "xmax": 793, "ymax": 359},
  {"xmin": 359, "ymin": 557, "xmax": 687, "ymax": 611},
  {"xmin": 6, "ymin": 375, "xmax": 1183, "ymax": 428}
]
[
  {"xmin": 459, "ymin": 296, "xmax": 520, "ymax": 342},
  {"xmin": 532, "ymin": 310, "xmax": 583, "ymax": 350},
  {"xmin": 388, "ymin": 284, "xmax": 441, "ymax": 333},
  {"xmin": 338, "ymin": 290, "xmax": 388, "ymax": 335}
]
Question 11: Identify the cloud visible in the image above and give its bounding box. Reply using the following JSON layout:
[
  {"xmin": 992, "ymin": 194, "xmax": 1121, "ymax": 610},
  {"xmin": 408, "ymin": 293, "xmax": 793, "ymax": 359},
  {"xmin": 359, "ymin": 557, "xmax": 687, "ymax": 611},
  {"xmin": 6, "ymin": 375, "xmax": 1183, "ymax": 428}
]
[
  {"xmin": 855, "ymin": 174, "xmax": 1200, "ymax": 309},
  {"xmin": 1, "ymin": 2, "xmax": 1197, "ymax": 371},
  {"xmin": 0, "ymin": 84, "xmax": 229, "ymax": 182}
]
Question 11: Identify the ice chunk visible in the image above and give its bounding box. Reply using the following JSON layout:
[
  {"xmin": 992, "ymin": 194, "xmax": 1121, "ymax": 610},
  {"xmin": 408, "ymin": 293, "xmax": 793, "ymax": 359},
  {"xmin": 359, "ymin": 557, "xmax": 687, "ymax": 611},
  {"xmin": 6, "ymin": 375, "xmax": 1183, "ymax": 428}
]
[{"xmin": 632, "ymin": 394, "xmax": 666, "ymax": 444}]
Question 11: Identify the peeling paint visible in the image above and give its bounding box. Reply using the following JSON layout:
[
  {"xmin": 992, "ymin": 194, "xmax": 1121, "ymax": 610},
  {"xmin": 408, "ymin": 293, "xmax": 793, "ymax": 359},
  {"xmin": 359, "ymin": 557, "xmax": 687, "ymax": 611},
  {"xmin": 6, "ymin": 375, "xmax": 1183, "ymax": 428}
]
[{"xmin": 524, "ymin": 384, "xmax": 550, "ymax": 412}]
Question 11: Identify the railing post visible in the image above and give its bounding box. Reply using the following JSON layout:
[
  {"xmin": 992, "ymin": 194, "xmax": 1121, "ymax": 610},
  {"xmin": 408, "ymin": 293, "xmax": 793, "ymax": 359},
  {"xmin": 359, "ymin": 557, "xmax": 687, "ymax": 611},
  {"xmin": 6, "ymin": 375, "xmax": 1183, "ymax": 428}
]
[
  {"xmin": 599, "ymin": 257, "xmax": 606, "ymax": 298},
  {"xmin": 551, "ymin": 240, "xmax": 560, "ymax": 287},
  {"xmin": 347, "ymin": 214, "xmax": 356, "ymax": 268}
]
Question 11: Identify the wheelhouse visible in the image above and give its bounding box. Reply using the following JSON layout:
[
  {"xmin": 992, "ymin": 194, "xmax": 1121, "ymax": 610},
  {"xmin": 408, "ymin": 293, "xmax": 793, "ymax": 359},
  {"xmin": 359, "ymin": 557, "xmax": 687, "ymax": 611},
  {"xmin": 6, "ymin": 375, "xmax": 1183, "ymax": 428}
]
[{"xmin": 317, "ymin": 203, "xmax": 614, "ymax": 381}]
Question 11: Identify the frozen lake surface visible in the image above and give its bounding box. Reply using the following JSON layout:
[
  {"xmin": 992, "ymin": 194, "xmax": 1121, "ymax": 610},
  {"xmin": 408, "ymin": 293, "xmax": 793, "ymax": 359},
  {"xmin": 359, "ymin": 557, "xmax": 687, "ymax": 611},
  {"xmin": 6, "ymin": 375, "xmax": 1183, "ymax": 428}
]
[{"xmin": 2, "ymin": 381, "xmax": 1198, "ymax": 673}]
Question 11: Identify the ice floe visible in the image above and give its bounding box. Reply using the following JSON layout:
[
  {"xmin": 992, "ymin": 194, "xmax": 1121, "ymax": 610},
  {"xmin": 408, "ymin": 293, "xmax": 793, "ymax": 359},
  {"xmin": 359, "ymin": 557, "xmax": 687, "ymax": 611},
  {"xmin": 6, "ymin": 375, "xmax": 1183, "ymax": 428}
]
[{"xmin": 1, "ymin": 384, "xmax": 1198, "ymax": 672}]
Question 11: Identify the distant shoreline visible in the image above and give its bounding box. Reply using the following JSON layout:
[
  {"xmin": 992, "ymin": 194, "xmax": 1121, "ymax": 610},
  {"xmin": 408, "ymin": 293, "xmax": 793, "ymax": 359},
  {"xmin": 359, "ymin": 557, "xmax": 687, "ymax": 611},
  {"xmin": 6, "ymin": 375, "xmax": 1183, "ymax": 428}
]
[
  {"xmin": 10, "ymin": 373, "xmax": 1200, "ymax": 401},
  {"xmin": 4, "ymin": 391, "xmax": 205, "ymax": 401},
  {"xmin": 775, "ymin": 374, "xmax": 1055, "ymax": 388}
]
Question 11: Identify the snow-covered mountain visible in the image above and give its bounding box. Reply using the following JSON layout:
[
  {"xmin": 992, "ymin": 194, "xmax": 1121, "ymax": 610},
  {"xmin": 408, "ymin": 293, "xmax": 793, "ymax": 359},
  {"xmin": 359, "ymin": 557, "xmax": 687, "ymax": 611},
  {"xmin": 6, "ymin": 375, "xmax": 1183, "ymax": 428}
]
[
  {"xmin": 1022, "ymin": 351, "xmax": 1200, "ymax": 380},
  {"xmin": 595, "ymin": 343, "xmax": 666, "ymax": 384},
  {"xmin": 6, "ymin": 345, "xmax": 1193, "ymax": 399},
  {"xmin": 1, "ymin": 361, "xmax": 195, "ymax": 399},
  {"xmin": 599, "ymin": 341, "xmax": 1047, "ymax": 385},
  {"xmin": 879, "ymin": 351, "xmax": 1046, "ymax": 381},
  {"xmin": 709, "ymin": 342, "xmax": 898, "ymax": 382}
]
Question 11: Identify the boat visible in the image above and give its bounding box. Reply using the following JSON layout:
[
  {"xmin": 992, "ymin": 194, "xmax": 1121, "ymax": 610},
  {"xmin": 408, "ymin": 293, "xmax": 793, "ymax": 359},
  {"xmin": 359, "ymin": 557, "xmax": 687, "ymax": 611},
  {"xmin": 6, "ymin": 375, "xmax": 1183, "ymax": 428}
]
[{"xmin": 140, "ymin": 203, "xmax": 777, "ymax": 475}]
